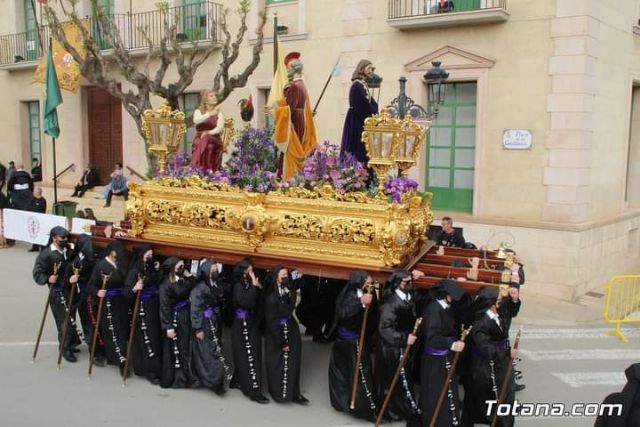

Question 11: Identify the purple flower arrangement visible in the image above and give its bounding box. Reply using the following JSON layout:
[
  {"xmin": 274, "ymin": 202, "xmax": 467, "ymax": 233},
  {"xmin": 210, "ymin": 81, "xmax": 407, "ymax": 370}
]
[
  {"xmin": 223, "ymin": 127, "xmax": 280, "ymax": 192},
  {"xmin": 160, "ymin": 131, "xmax": 372, "ymax": 195},
  {"xmin": 384, "ymin": 176, "xmax": 419, "ymax": 203},
  {"xmin": 283, "ymin": 142, "xmax": 368, "ymax": 193}
]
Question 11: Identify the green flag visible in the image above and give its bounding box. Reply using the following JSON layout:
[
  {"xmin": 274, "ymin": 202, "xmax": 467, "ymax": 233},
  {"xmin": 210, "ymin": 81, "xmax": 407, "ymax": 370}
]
[{"xmin": 43, "ymin": 39, "xmax": 62, "ymax": 138}]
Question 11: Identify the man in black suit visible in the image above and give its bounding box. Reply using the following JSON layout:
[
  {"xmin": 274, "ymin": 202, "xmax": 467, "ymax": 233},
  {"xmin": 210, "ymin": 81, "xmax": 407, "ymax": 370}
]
[{"xmin": 71, "ymin": 165, "xmax": 98, "ymax": 198}]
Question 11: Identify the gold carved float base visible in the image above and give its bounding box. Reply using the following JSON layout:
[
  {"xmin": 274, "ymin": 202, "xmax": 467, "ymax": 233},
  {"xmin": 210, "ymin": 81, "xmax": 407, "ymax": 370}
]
[{"xmin": 126, "ymin": 176, "xmax": 433, "ymax": 269}]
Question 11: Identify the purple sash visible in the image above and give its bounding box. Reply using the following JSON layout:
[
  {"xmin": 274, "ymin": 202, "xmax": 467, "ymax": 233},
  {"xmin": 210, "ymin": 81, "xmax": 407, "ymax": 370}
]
[
  {"xmin": 105, "ymin": 288, "xmax": 122, "ymax": 298},
  {"xmin": 140, "ymin": 287, "xmax": 158, "ymax": 302},
  {"xmin": 173, "ymin": 299, "xmax": 189, "ymax": 312},
  {"xmin": 337, "ymin": 327, "xmax": 359, "ymax": 341},
  {"xmin": 277, "ymin": 316, "xmax": 290, "ymax": 326},
  {"xmin": 424, "ymin": 344, "xmax": 450, "ymax": 357},
  {"xmin": 204, "ymin": 306, "xmax": 217, "ymax": 319},
  {"xmin": 235, "ymin": 308, "xmax": 250, "ymax": 320}
]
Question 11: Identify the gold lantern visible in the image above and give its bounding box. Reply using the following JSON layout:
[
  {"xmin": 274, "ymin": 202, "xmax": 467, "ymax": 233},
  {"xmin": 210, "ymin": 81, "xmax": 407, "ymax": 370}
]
[
  {"xmin": 142, "ymin": 102, "xmax": 187, "ymax": 175},
  {"xmin": 395, "ymin": 114, "xmax": 425, "ymax": 177},
  {"xmin": 362, "ymin": 107, "xmax": 401, "ymax": 195}
]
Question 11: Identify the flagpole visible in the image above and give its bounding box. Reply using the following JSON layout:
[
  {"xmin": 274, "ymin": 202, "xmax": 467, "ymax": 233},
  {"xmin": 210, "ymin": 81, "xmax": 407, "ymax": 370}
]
[
  {"xmin": 53, "ymin": 137, "xmax": 58, "ymax": 205},
  {"xmin": 273, "ymin": 14, "xmax": 278, "ymax": 74}
]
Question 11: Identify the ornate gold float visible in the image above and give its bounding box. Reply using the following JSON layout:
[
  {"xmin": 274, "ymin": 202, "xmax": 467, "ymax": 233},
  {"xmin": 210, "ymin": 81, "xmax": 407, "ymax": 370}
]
[{"xmin": 129, "ymin": 104, "xmax": 433, "ymax": 269}]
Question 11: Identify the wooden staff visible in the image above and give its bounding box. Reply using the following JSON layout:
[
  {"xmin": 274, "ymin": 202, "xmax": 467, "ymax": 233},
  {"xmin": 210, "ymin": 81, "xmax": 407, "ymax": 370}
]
[
  {"xmin": 349, "ymin": 282, "xmax": 377, "ymax": 410},
  {"xmin": 490, "ymin": 328, "xmax": 522, "ymax": 427},
  {"xmin": 88, "ymin": 272, "xmax": 110, "ymax": 377},
  {"xmin": 375, "ymin": 317, "xmax": 423, "ymax": 427},
  {"xmin": 33, "ymin": 262, "xmax": 61, "ymax": 362},
  {"xmin": 57, "ymin": 264, "xmax": 81, "ymax": 368},
  {"xmin": 122, "ymin": 274, "xmax": 143, "ymax": 385},
  {"xmin": 429, "ymin": 325, "xmax": 473, "ymax": 427}
]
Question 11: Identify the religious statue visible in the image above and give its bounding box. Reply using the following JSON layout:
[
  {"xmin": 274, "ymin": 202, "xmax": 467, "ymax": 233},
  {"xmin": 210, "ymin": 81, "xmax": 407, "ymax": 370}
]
[
  {"xmin": 274, "ymin": 52, "xmax": 318, "ymax": 179},
  {"xmin": 339, "ymin": 59, "xmax": 379, "ymax": 165},
  {"xmin": 191, "ymin": 89, "xmax": 226, "ymax": 172}
]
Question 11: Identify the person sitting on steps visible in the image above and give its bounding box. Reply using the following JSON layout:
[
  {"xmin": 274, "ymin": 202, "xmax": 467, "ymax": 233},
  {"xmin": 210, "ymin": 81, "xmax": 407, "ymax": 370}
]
[{"xmin": 104, "ymin": 170, "xmax": 128, "ymax": 208}]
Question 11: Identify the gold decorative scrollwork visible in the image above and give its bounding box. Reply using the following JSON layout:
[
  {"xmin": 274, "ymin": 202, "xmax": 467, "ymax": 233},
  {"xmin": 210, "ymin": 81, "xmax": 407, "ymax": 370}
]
[{"xmin": 125, "ymin": 176, "xmax": 433, "ymax": 268}]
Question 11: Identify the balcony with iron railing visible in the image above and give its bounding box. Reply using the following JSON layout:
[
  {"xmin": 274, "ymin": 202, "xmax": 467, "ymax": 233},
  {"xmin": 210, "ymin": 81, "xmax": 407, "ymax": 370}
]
[
  {"xmin": 0, "ymin": 1, "xmax": 223, "ymax": 69},
  {"xmin": 388, "ymin": 0, "xmax": 509, "ymax": 30}
]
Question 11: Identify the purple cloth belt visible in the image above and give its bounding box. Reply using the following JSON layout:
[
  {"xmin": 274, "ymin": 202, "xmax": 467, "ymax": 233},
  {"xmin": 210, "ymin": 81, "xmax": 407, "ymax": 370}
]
[
  {"xmin": 277, "ymin": 316, "xmax": 290, "ymax": 326},
  {"xmin": 204, "ymin": 306, "xmax": 217, "ymax": 319},
  {"xmin": 424, "ymin": 345, "xmax": 450, "ymax": 357},
  {"xmin": 140, "ymin": 287, "xmax": 158, "ymax": 302},
  {"xmin": 173, "ymin": 299, "xmax": 189, "ymax": 312},
  {"xmin": 105, "ymin": 288, "xmax": 122, "ymax": 298},
  {"xmin": 235, "ymin": 308, "xmax": 250, "ymax": 320},
  {"xmin": 337, "ymin": 327, "xmax": 359, "ymax": 341}
]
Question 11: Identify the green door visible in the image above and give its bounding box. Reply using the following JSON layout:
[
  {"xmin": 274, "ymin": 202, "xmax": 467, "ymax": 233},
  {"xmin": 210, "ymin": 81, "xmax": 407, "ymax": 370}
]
[
  {"xmin": 426, "ymin": 82, "xmax": 477, "ymax": 213},
  {"xmin": 25, "ymin": 0, "xmax": 39, "ymax": 60},
  {"xmin": 184, "ymin": 0, "xmax": 207, "ymax": 41}
]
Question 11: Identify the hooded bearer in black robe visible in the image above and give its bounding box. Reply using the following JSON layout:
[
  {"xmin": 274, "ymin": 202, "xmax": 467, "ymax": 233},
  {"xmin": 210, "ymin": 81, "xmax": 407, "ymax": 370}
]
[
  {"xmin": 124, "ymin": 244, "xmax": 163, "ymax": 384},
  {"xmin": 32, "ymin": 226, "xmax": 79, "ymax": 362},
  {"xmin": 264, "ymin": 265, "xmax": 309, "ymax": 405},
  {"xmin": 419, "ymin": 278, "xmax": 466, "ymax": 427},
  {"xmin": 462, "ymin": 287, "xmax": 517, "ymax": 427},
  {"xmin": 230, "ymin": 258, "xmax": 270, "ymax": 404},
  {"xmin": 87, "ymin": 240, "xmax": 129, "ymax": 376},
  {"xmin": 328, "ymin": 270, "xmax": 379, "ymax": 421},
  {"xmin": 191, "ymin": 260, "xmax": 229, "ymax": 395},
  {"xmin": 159, "ymin": 257, "xmax": 197, "ymax": 388},
  {"xmin": 376, "ymin": 270, "xmax": 421, "ymax": 426}
]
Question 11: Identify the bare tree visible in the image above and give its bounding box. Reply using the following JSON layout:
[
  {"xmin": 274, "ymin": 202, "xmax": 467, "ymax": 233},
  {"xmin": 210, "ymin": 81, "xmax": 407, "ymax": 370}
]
[{"xmin": 42, "ymin": 0, "xmax": 267, "ymax": 142}]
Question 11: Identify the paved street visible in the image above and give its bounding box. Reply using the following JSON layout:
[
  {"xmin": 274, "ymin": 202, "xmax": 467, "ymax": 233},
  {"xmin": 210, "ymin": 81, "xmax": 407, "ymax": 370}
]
[{"xmin": 0, "ymin": 241, "xmax": 638, "ymax": 427}]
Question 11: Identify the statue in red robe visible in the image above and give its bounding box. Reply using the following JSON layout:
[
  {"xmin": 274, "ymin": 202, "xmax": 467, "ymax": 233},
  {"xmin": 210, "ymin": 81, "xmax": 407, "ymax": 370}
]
[{"xmin": 191, "ymin": 90, "xmax": 226, "ymax": 172}]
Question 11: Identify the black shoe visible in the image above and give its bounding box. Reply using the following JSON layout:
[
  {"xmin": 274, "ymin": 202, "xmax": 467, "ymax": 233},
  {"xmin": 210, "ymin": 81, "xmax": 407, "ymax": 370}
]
[
  {"xmin": 63, "ymin": 350, "xmax": 77, "ymax": 363},
  {"xmin": 250, "ymin": 394, "xmax": 270, "ymax": 404},
  {"xmin": 293, "ymin": 394, "xmax": 310, "ymax": 406},
  {"xmin": 229, "ymin": 380, "xmax": 240, "ymax": 390},
  {"xmin": 214, "ymin": 384, "xmax": 226, "ymax": 396},
  {"xmin": 28, "ymin": 248, "xmax": 39, "ymax": 252},
  {"xmin": 71, "ymin": 348, "xmax": 81, "ymax": 353},
  {"xmin": 515, "ymin": 383, "xmax": 526, "ymax": 392},
  {"xmin": 93, "ymin": 356, "xmax": 107, "ymax": 367}
]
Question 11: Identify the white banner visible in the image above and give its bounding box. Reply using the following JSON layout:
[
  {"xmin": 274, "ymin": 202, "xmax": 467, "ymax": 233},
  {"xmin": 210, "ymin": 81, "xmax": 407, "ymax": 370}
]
[
  {"xmin": 3, "ymin": 209, "xmax": 68, "ymax": 245},
  {"xmin": 71, "ymin": 218, "xmax": 95, "ymax": 235}
]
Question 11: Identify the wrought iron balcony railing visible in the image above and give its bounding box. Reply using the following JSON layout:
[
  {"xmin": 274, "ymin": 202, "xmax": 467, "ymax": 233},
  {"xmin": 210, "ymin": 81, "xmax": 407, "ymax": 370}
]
[
  {"xmin": 388, "ymin": 0, "xmax": 507, "ymax": 19},
  {"xmin": 0, "ymin": 1, "xmax": 223, "ymax": 67}
]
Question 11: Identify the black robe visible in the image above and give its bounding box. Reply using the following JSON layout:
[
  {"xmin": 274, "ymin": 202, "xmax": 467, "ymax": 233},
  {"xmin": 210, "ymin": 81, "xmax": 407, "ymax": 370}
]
[
  {"xmin": 159, "ymin": 275, "xmax": 196, "ymax": 388},
  {"xmin": 265, "ymin": 285, "xmax": 303, "ymax": 402},
  {"xmin": 33, "ymin": 244, "xmax": 79, "ymax": 352},
  {"xmin": 88, "ymin": 258, "xmax": 128, "ymax": 367},
  {"xmin": 124, "ymin": 261, "xmax": 163, "ymax": 381},
  {"xmin": 376, "ymin": 291, "xmax": 420, "ymax": 425},
  {"xmin": 463, "ymin": 312, "xmax": 515, "ymax": 427},
  {"xmin": 190, "ymin": 276, "xmax": 228, "ymax": 391},
  {"xmin": 420, "ymin": 300, "xmax": 462, "ymax": 427},
  {"xmin": 594, "ymin": 363, "xmax": 640, "ymax": 427},
  {"xmin": 231, "ymin": 280, "xmax": 264, "ymax": 398},
  {"xmin": 328, "ymin": 288, "xmax": 378, "ymax": 420}
]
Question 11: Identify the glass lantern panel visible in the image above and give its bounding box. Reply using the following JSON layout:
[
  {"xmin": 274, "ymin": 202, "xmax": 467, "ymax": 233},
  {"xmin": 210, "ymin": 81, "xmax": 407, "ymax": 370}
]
[{"xmin": 382, "ymin": 132, "xmax": 393, "ymax": 158}]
